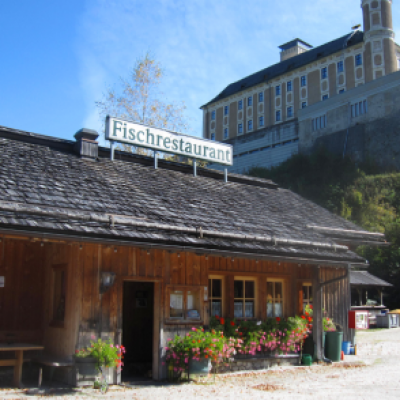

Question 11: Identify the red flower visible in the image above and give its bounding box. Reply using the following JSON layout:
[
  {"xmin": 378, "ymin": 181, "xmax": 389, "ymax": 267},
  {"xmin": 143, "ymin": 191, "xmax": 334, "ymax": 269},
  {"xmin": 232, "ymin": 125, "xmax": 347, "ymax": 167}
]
[
  {"xmin": 220, "ymin": 318, "xmax": 225, "ymax": 325},
  {"xmin": 230, "ymin": 321, "xmax": 235, "ymax": 326},
  {"xmin": 305, "ymin": 312, "xmax": 309, "ymax": 316},
  {"xmin": 327, "ymin": 318, "xmax": 330, "ymax": 321},
  {"xmin": 308, "ymin": 317, "xmax": 312, "ymax": 322},
  {"xmin": 309, "ymin": 305, "xmax": 313, "ymax": 309},
  {"xmin": 301, "ymin": 315, "xmax": 306, "ymax": 319},
  {"xmin": 276, "ymin": 317, "xmax": 281, "ymax": 322},
  {"xmin": 215, "ymin": 315, "xmax": 220, "ymax": 319}
]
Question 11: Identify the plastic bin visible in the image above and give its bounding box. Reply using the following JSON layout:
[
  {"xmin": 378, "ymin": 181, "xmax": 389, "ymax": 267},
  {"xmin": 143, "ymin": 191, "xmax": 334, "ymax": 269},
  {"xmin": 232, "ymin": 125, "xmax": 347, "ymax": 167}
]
[
  {"xmin": 342, "ymin": 341, "xmax": 351, "ymax": 355},
  {"xmin": 302, "ymin": 354, "xmax": 313, "ymax": 366},
  {"xmin": 325, "ymin": 331, "xmax": 343, "ymax": 362}
]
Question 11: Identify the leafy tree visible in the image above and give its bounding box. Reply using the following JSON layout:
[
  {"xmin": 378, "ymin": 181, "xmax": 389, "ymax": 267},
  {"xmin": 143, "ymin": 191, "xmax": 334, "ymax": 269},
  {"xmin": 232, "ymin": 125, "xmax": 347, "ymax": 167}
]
[{"xmin": 96, "ymin": 53, "xmax": 189, "ymax": 154}]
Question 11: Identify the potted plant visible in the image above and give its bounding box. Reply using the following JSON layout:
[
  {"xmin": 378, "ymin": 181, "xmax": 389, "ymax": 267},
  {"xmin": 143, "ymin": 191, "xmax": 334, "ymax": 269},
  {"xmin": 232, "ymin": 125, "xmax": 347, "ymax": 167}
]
[{"xmin": 74, "ymin": 338, "xmax": 125, "ymax": 378}]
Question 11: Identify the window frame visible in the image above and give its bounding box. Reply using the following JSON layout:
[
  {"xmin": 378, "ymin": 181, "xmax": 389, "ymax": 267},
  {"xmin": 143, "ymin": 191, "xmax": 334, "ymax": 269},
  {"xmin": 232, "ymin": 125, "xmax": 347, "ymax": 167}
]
[
  {"xmin": 166, "ymin": 285, "xmax": 204, "ymax": 323},
  {"xmin": 258, "ymin": 92, "xmax": 264, "ymax": 102},
  {"xmin": 287, "ymin": 81, "xmax": 292, "ymax": 92},
  {"xmin": 287, "ymin": 106, "xmax": 293, "ymax": 118},
  {"xmin": 337, "ymin": 60, "xmax": 344, "ymax": 73},
  {"xmin": 259, "ymin": 115, "xmax": 264, "ymax": 127},
  {"xmin": 238, "ymin": 123, "xmax": 243, "ymax": 134},
  {"xmin": 209, "ymin": 276, "xmax": 224, "ymax": 317},
  {"xmin": 322, "ymin": 94, "xmax": 329, "ymax": 101},
  {"xmin": 355, "ymin": 54, "xmax": 363, "ymax": 66},
  {"xmin": 321, "ymin": 67, "xmax": 328, "ymax": 80},
  {"xmin": 301, "ymin": 101, "xmax": 307, "ymax": 109},
  {"xmin": 302, "ymin": 283, "xmax": 313, "ymax": 313},
  {"xmin": 224, "ymin": 105, "xmax": 229, "ymax": 115},
  {"xmin": 238, "ymin": 100, "xmax": 243, "ymax": 110},
  {"xmin": 266, "ymin": 279, "xmax": 285, "ymax": 319},
  {"xmin": 275, "ymin": 85, "xmax": 281, "ymax": 96},
  {"xmin": 211, "ymin": 110, "xmax": 216, "ymax": 120},
  {"xmin": 275, "ymin": 110, "xmax": 281, "ymax": 122},
  {"xmin": 210, "ymin": 133, "xmax": 215, "ymax": 141},
  {"xmin": 234, "ymin": 277, "xmax": 257, "ymax": 319},
  {"xmin": 223, "ymin": 128, "xmax": 229, "ymax": 140},
  {"xmin": 50, "ymin": 263, "xmax": 68, "ymax": 328},
  {"xmin": 248, "ymin": 119, "xmax": 253, "ymax": 131},
  {"xmin": 247, "ymin": 96, "xmax": 253, "ymax": 107},
  {"xmin": 301, "ymin": 75, "xmax": 307, "ymax": 87}
]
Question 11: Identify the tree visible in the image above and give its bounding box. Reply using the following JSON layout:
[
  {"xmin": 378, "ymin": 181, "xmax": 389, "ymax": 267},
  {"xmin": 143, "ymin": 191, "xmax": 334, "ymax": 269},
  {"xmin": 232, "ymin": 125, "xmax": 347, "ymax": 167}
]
[{"xmin": 96, "ymin": 53, "xmax": 189, "ymax": 154}]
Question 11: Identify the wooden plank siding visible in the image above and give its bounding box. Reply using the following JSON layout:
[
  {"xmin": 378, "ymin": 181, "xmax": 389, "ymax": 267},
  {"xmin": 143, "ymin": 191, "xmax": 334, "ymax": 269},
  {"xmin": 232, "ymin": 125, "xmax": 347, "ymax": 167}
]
[{"xmin": 0, "ymin": 235, "xmax": 352, "ymax": 364}]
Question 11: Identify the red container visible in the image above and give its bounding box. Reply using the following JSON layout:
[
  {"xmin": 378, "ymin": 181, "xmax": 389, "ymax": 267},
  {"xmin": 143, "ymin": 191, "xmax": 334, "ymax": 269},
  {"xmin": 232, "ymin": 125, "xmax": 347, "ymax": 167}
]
[{"xmin": 348, "ymin": 310, "xmax": 369, "ymax": 329}]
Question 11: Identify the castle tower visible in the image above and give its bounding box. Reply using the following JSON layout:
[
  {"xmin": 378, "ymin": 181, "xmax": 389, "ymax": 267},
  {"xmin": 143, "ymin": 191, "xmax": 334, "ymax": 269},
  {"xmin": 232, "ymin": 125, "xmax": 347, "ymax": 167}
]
[{"xmin": 361, "ymin": 0, "xmax": 397, "ymax": 81}]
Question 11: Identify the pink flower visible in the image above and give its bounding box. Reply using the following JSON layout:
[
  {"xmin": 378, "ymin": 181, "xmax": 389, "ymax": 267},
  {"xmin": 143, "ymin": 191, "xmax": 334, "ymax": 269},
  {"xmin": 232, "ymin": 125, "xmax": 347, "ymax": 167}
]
[
  {"xmin": 91, "ymin": 335, "xmax": 96, "ymax": 340},
  {"xmin": 110, "ymin": 344, "xmax": 114, "ymax": 347}
]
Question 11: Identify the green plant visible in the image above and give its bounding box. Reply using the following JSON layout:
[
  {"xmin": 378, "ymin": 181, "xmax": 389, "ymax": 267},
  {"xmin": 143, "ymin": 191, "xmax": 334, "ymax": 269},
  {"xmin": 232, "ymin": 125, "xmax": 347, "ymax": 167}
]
[
  {"xmin": 75, "ymin": 338, "xmax": 125, "ymax": 370},
  {"xmin": 304, "ymin": 305, "xmax": 336, "ymax": 332}
]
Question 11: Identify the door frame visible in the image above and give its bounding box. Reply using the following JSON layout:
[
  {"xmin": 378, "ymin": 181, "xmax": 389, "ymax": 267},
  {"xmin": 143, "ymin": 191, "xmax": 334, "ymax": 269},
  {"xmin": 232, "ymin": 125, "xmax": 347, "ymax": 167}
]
[{"xmin": 122, "ymin": 277, "xmax": 161, "ymax": 380}]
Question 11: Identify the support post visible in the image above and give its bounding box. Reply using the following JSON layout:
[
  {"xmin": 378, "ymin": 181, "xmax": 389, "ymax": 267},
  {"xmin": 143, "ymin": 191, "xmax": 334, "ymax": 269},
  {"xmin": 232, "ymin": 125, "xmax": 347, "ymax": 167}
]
[
  {"xmin": 110, "ymin": 142, "xmax": 115, "ymax": 161},
  {"xmin": 154, "ymin": 151, "xmax": 158, "ymax": 169},
  {"xmin": 224, "ymin": 168, "xmax": 228, "ymax": 183},
  {"xmin": 312, "ymin": 266, "xmax": 323, "ymax": 361},
  {"xmin": 193, "ymin": 159, "xmax": 197, "ymax": 177}
]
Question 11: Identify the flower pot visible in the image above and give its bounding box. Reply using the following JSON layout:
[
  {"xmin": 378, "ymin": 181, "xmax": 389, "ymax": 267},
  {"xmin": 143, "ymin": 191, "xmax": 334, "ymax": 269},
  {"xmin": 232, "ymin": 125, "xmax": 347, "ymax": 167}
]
[
  {"xmin": 188, "ymin": 358, "xmax": 211, "ymax": 377},
  {"xmin": 75, "ymin": 356, "xmax": 99, "ymax": 376}
]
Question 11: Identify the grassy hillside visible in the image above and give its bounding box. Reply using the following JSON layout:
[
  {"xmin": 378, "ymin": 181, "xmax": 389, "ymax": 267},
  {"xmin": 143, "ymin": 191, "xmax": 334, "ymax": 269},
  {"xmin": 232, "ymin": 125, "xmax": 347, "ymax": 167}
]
[{"xmin": 248, "ymin": 150, "xmax": 400, "ymax": 309}]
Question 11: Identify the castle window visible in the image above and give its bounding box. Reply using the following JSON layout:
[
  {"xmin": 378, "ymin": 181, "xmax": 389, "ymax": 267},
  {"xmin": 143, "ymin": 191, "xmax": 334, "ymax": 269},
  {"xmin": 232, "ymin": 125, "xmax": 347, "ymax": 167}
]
[
  {"xmin": 351, "ymin": 100, "xmax": 367, "ymax": 117},
  {"xmin": 238, "ymin": 100, "xmax": 243, "ymax": 110},
  {"xmin": 248, "ymin": 96, "xmax": 253, "ymax": 107},
  {"xmin": 312, "ymin": 115, "xmax": 326, "ymax": 131},
  {"xmin": 238, "ymin": 123, "xmax": 243, "ymax": 134},
  {"xmin": 223, "ymin": 128, "xmax": 229, "ymax": 139},
  {"xmin": 321, "ymin": 67, "xmax": 327, "ymax": 79},
  {"xmin": 276, "ymin": 110, "xmax": 281, "ymax": 122},
  {"xmin": 275, "ymin": 85, "xmax": 281, "ymax": 96},
  {"xmin": 248, "ymin": 120, "xmax": 253, "ymax": 131},
  {"xmin": 224, "ymin": 105, "xmax": 229, "ymax": 115},
  {"xmin": 211, "ymin": 111, "xmax": 216, "ymax": 120},
  {"xmin": 355, "ymin": 54, "xmax": 363, "ymax": 66},
  {"xmin": 211, "ymin": 133, "xmax": 215, "ymax": 141},
  {"xmin": 287, "ymin": 81, "xmax": 292, "ymax": 92},
  {"xmin": 301, "ymin": 76, "xmax": 307, "ymax": 87},
  {"xmin": 259, "ymin": 116, "xmax": 264, "ymax": 127},
  {"xmin": 302, "ymin": 102, "xmax": 307, "ymax": 109},
  {"xmin": 259, "ymin": 92, "xmax": 264, "ymax": 102},
  {"xmin": 337, "ymin": 61, "xmax": 344, "ymax": 73},
  {"xmin": 287, "ymin": 106, "xmax": 293, "ymax": 118}
]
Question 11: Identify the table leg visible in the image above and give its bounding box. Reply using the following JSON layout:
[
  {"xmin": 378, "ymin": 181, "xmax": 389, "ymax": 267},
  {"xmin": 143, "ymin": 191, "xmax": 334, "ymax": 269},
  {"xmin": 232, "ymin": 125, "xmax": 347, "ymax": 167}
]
[{"xmin": 13, "ymin": 350, "xmax": 23, "ymax": 388}]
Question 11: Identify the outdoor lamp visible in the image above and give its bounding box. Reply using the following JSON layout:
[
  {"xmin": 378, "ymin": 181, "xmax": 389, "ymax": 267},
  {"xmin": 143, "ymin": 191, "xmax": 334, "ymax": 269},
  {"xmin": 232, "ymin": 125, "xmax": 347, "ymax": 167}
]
[{"xmin": 100, "ymin": 271, "xmax": 116, "ymax": 294}]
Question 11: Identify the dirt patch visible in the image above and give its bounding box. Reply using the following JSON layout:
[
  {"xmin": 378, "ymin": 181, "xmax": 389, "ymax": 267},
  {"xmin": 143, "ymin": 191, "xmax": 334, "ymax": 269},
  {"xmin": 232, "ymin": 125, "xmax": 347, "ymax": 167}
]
[{"xmin": 253, "ymin": 383, "xmax": 284, "ymax": 391}]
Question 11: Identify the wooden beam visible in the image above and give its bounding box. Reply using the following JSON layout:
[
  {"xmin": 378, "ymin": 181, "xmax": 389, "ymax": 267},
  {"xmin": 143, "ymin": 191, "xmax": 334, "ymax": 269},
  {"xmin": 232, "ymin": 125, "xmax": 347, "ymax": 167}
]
[{"xmin": 312, "ymin": 267, "xmax": 322, "ymax": 361}]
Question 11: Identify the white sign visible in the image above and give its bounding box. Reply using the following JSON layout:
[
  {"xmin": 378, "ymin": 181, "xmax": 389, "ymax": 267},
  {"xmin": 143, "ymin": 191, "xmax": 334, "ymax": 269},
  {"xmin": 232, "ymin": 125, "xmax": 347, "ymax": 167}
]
[
  {"xmin": 105, "ymin": 116, "xmax": 233, "ymax": 166},
  {"xmin": 0, "ymin": 276, "xmax": 4, "ymax": 288}
]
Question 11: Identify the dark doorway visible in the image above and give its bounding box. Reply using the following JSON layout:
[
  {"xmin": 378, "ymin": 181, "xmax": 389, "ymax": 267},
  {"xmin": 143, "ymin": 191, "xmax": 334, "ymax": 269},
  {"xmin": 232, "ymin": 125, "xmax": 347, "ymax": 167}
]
[{"xmin": 122, "ymin": 281, "xmax": 154, "ymax": 381}]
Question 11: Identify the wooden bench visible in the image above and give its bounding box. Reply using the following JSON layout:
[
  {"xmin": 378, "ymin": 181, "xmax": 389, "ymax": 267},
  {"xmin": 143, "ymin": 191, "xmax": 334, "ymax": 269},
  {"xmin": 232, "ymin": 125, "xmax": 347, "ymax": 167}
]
[{"xmin": 32, "ymin": 356, "xmax": 74, "ymax": 387}]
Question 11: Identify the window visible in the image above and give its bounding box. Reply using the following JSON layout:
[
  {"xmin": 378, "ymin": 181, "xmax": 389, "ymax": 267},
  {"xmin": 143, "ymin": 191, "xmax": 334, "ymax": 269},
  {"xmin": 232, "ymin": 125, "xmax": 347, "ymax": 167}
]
[
  {"xmin": 397, "ymin": 58, "xmax": 400, "ymax": 70},
  {"xmin": 224, "ymin": 105, "xmax": 229, "ymax": 115},
  {"xmin": 211, "ymin": 110, "xmax": 216, "ymax": 120},
  {"xmin": 259, "ymin": 116, "xmax": 264, "ymax": 127},
  {"xmin": 301, "ymin": 102, "xmax": 307, "ymax": 109},
  {"xmin": 51, "ymin": 264, "xmax": 67, "ymax": 326},
  {"xmin": 276, "ymin": 110, "xmax": 281, "ymax": 122},
  {"xmin": 248, "ymin": 120, "xmax": 253, "ymax": 130},
  {"xmin": 351, "ymin": 100, "xmax": 367, "ymax": 117},
  {"xmin": 287, "ymin": 81, "xmax": 292, "ymax": 92},
  {"xmin": 169, "ymin": 288, "xmax": 201, "ymax": 321},
  {"xmin": 301, "ymin": 75, "xmax": 307, "ymax": 87},
  {"xmin": 275, "ymin": 85, "xmax": 281, "ymax": 96},
  {"xmin": 234, "ymin": 280, "xmax": 255, "ymax": 318},
  {"xmin": 238, "ymin": 100, "xmax": 243, "ymax": 110},
  {"xmin": 302, "ymin": 283, "xmax": 313, "ymax": 313},
  {"xmin": 267, "ymin": 280, "xmax": 283, "ymax": 318},
  {"xmin": 224, "ymin": 128, "xmax": 229, "ymax": 139},
  {"xmin": 287, "ymin": 106, "xmax": 293, "ymax": 118},
  {"xmin": 355, "ymin": 54, "xmax": 362, "ymax": 66},
  {"xmin": 312, "ymin": 115, "xmax": 326, "ymax": 131},
  {"xmin": 209, "ymin": 278, "xmax": 222, "ymax": 317},
  {"xmin": 339, "ymin": 89, "xmax": 345, "ymax": 94},
  {"xmin": 248, "ymin": 96, "xmax": 253, "ymax": 107},
  {"xmin": 238, "ymin": 123, "xmax": 243, "ymax": 134},
  {"xmin": 337, "ymin": 60, "xmax": 344, "ymax": 73},
  {"xmin": 322, "ymin": 94, "xmax": 329, "ymax": 101},
  {"xmin": 210, "ymin": 133, "xmax": 215, "ymax": 141},
  {"xmin": 321, "ymin": 67, "xmax": 327, "ymax": 79},
  {"xmin": 259, "ymin": 92, "xmax": 264, "ymax": 102}
]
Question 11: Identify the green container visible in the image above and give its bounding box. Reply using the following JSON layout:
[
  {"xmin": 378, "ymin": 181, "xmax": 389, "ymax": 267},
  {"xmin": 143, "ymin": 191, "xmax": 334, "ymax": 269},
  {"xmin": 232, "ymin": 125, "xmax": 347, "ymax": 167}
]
[
  {"xmin": 325, "ymin": 331, "xmax": 343, "ymax": 362},
  {"xmin": 188, "ymin": 358, "xmax": 211, "ymax": 377},
  {"xmin": 301, "ymin": 354, "xmax": 313, "ymax": 366}
]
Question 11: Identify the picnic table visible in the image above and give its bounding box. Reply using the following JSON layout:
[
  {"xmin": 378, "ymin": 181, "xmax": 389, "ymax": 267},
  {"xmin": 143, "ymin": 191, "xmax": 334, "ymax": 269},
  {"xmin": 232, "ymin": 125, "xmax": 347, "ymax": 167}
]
[{"xmin": 0, "ymin": 343, "xmax": 44, "ymax": 387}]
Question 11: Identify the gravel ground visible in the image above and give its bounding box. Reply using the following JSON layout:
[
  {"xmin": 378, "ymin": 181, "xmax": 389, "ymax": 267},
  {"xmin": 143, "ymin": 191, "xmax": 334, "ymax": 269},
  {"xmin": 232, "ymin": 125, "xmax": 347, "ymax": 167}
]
[{"xmin": 1, "ymin": 328, "xmax": 400, "ymax": 399}]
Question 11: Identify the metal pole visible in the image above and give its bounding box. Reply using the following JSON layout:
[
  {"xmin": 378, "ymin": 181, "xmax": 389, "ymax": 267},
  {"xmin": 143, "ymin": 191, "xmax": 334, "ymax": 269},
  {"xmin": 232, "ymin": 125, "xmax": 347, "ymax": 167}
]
[
  {"xmin": 110, "ymin": 142, "xmax": 115, "ymax": 161},
  {"xmin": 154, "ymin": 151, "xmax": 158, "ymax": 169},
  {"xmin": 193, "ymin": 159, "xmax": 197, "ymax": 177},
  {"xmin": 224, "ymin": 168, "xmax": 228, "ymax": 183}
]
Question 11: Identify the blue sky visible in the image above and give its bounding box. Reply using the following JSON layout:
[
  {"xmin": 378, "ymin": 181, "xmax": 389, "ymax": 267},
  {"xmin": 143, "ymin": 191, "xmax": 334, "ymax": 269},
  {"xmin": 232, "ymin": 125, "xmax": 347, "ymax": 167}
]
[{"xmin": 1, "ymin": 0, "xmax": 399, "ymax": 143}]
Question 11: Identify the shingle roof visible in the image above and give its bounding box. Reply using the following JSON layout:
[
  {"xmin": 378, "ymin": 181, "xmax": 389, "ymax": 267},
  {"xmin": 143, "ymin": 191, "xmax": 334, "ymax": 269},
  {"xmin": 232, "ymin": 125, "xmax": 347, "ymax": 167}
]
[
  {"xmin": 201, "ymin": 31, "xmax": 364, "ymax": 108},
  {"xmin": 350, "ymin": 271, "xmax": 393, "ymax": 287},
  {"xmin": 0, "ymin": 125, "xmax": 384, "ymax": 265}
]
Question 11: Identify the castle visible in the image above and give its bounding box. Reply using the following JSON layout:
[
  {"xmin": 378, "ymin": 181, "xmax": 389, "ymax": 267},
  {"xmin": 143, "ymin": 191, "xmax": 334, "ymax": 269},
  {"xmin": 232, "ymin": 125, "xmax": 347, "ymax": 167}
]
[{"xmin": 202, "ymin": 0, "xmax": 400, "ymax": 172}]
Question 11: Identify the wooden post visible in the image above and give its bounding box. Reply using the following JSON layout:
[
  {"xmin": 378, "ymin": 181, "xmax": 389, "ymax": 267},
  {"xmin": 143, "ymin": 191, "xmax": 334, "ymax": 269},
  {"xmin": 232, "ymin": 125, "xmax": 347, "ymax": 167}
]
[
  {"xmin": 312, "ymin": 267, "xmax": 322, "ymax": 361},
  {"xmin": 13, "ymin": 350, "xmax": 23, "ymax": 388},
  {"xmin": 343, "ymin": 264, "xmax": 351, "ymax": 342}
]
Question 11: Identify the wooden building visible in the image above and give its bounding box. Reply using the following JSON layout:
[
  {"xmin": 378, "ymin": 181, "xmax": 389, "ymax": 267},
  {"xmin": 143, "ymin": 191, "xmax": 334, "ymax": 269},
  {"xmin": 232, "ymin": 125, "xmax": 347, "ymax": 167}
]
[{"xmin": 0, "ymin": 126, "xmax": 386, "ymax": 384}]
